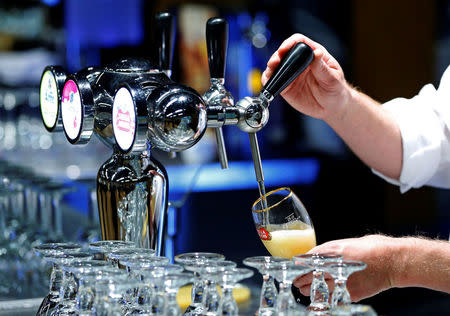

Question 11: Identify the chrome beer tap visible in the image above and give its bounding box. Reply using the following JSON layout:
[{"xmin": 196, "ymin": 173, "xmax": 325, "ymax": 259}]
[
  {"xmin": 110, "ymin": 17, "xmax": 314, "ymax": 216},
  {"xmin": 201, "ymin": 18, "xmax": 314, "ymax": 204},
  {"xmin": 39, "ymin": 13, "xmax": 313, "ymax": 256},
  {"xmin": 38, "ymin": 12, "xmax": 189, "ymax": 255}
]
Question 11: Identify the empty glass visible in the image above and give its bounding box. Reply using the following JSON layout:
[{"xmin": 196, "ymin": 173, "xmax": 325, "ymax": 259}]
[
  {"xmin": 129, "ymin": 263, "xmax": 185, "ymax": 315},
  {"xmin": 184, "ymin": 260, "xmax": 236, "ymax": 315},
  {"xmin": 92, "ymin": 270, "xmax": 136, "ymax": 316},
  {"xmin": 121, "ymin": 256, "xmax": 174, "ymax": 313},
  {"xmin": 252, "ymin": 187, "xmax": 316, "ymax": 259},
  {"xmin": 163, "ymin": 271, "xmax": 195, "ymax": 316},
  {"xmin": 266, "ymin": 261, "xmax": 312, "ymax": 316},
  {"xmin": 174, "ymin": 252, "xmax": 225, "ymax": 315},
  {"xmin": 48, "ymin": 251, "xmax": 93, "ymax": 315},
  {"xmin": 218, "ymin": 267, "xmax": 254, "ymax": 316},
  {"xmin": 294, "ymin": 253, "xmax": 343, "ymax": 312},
  {"xmin": 59, "ymin": 260, "xmax": 110, "ymax": 315},
  {"xmin": 33, "ymin": 242, "xmax": 82, "ymax": 316},
  {"xmin": 322, "ymin": 260, "xmax": 367, "ymax": 307},
  {"xmin": 73, "ymin": 266, "xmax": 119, "ymax": 315},
  {"xmin": 243, "ymin": 256, "xmax": 290, "ymax": 316}
]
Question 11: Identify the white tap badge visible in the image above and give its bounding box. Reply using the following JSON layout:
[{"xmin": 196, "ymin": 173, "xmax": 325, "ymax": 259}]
[
  {"xmin": 113, "ymin": 87, "xmax": 136, "ymax": 151},
  {"xmin": 40, "ymin": 70, "xmax": 59, "ymax": 129},
  {"xmin": 61, "ymin": 80, "xmax": 82, "ymax": 141}
]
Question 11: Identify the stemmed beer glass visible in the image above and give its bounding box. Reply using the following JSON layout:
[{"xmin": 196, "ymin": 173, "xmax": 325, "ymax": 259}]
[{"xmin": 251, "ymin": 187, "xmax": 316, "ymax": 259}]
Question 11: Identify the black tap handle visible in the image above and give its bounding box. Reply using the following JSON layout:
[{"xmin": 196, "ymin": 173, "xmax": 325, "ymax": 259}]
[
  {"xmin": 206, "ymin": 17, "xmax": 228, "ymax": 79},
  {"xmin": 263, "ymin": 42, "xmax": 314, "ymax": 98},
  {"xmin": 155, "ymin": 12, "xmax": 175, "ymax": 72}
]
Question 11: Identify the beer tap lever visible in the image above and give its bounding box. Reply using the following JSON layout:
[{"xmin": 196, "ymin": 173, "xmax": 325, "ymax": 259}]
[
  {"xmin": 155, "ymin": 12, "xmax": 175, "ymax": 78},
  {"xmin": 206, "ymin": 17, "xmax": 228, "ymax": 80},
  {"xmin": 238, "ymin": 42, "xmax": 314, "ymax": 205},
  {"xmin": 204, "ymin": 17, "xmax": 233, "ymax": 169},
  {"xmin": 259, "ymin": 42, "xmax": 314, "ymax": 105}
]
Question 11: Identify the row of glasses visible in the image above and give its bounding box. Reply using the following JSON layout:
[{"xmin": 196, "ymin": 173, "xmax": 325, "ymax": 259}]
[
  {"xmin": 174, "ymin": 252, "xmax": 258, "ymax": 316},
  {"xmin": 33, "ymin": 241, "xmax": 172, "ymax": 315},
  {"xmin": 0, "ymin": 158, "xmax": 82, "ymax": 299},
  {"xmin": 34, "ymin": 240, "xmax": 371, "ymax": 316},
  {"xmin": 244, "ymin": 254, "xmax": 373, "ymax": 316},
  {"xmin": 108, "ymin": 249, "xmax": 253, "ymax": 316}
]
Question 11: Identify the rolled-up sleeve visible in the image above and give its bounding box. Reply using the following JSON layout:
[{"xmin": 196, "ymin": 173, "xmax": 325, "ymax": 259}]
[{"xmin": 372, "ymin": 66, "xmax": 450, "ymax": 193}]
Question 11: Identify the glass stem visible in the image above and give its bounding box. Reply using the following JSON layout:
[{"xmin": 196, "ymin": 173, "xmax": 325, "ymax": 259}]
[
  {"xmin": 332, "ymin": 278, "xmax": 350, "ymax": 307},
  {"xmin": 260, "ymin": 272, "xmax": 277, "ymax": 309},
  {"xmin": 49, "ymin": 263, "xmax": 62, "ymax": 302},
  {"xmin": 191, "ymin": 272, "xmax": 203, "ymax": 305},
  {"xmin": 221, "ymin": 286, "xmax": 238, "ymax": 316},
  {"xmin": 165, "ymin": 291, "xmax": 180, "ymax": 316},
  {"xmin": 310, "ymin": 269, "xmax": 330, "ymax": 306},
  {"xmin": 276, "ymin": 281, "xmax": 295, "ymax": 314},
  {"xmin": 203, "ymin": 279, "xmax": 220, "ymax": 312}
]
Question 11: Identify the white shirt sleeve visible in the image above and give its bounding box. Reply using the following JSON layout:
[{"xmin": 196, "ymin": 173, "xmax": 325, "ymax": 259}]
[{"xmin": 372, "ymin": 66, "xmax": 450, "ymax": 193}]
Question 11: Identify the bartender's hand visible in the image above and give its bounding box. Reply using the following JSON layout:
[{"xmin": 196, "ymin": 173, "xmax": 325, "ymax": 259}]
[
  {"xmin": 293, "ymin": 235, "xmax": 396, "ymax": 302},
  {"xmin": 261, "ymin": 34, "xmax": 353, "ymax": 121},
  {"xmin": 294, "ymin": 234, "xmax": 450, "ymax": 301},
  {"xmin": 262, "ymin": 34, "xmax": 404, "ymax": 180}
]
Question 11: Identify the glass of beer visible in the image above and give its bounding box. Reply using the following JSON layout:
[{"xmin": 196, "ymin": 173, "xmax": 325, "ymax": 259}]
[{"xmin": 252, "ymin": 187, "xmax": 316, "ymax": 258}]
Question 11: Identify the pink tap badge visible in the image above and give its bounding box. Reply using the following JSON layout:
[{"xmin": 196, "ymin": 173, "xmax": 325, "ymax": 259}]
[
  {"xmin": 61, "ymin": 80, "xmax": 82, "ymax": 141},
  {"xmin": 113, "ymin": 87, "xmax": 136, "ymax": 152}
]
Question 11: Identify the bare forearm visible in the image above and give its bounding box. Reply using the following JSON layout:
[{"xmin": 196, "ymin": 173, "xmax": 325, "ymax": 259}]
[
  {"xmin": 324, "ymin": 85, "xmax": 402, "ymax": 180},
  {"xmin": 393, "ymin": 237, "xmax": 450, "ymax": 293}
]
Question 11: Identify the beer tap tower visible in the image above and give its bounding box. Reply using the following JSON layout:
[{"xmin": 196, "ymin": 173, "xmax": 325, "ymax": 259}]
[{"xmin": 39, "ymin": 13, "xmax": 313, "ymax": 256}]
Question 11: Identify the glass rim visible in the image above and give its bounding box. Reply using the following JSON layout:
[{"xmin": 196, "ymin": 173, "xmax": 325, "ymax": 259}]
[
  {"xmin": 174, "ymin": 252, "xmax": 225, "ymax": 262},
  {"xmin": 293, "ymin": 253, "xmax": 343, "ymax": 261},
  {"xmin": 322, "ymin": 259, "xmax": 367, "ymax": 268},
  {"xmin": 252, "ymin": 187, "xmax": 293, "ymax": 213}
]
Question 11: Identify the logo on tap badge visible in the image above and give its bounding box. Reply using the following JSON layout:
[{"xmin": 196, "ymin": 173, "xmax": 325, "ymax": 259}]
[
  {"xmin": 257, "ymin": 227, "xmax": 272, "ymax": 241},
  {"xmin": 112, "ymin": 87, "xmax": 136, "ymax": 152}
]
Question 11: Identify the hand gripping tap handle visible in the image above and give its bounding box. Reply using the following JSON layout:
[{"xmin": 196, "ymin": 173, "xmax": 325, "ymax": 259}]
[
  {"xmin": 250, "ymin": 42, "xmax": 314, "ymax": 207},
  {"xmin": 155, "ymin": 12, "xmax": 175, "ymax": 77},
  {"xmin": 261, "ymin": 42, "xmax": 314, "ymax": 102},
  {"xmin": 206, "ymin": 17, "xmax": 229, "ymax": 169}
]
